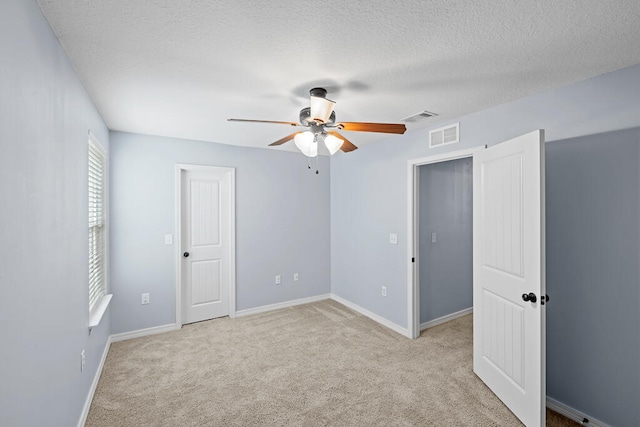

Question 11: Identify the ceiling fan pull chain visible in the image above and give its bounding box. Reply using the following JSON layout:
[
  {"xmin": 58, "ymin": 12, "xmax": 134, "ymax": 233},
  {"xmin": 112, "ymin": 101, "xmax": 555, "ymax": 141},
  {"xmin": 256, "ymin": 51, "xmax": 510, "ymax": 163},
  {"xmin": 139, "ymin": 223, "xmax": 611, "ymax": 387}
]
[{"xmin": 315, "ymin": 154, "xmax": 319, "ymax": 174}]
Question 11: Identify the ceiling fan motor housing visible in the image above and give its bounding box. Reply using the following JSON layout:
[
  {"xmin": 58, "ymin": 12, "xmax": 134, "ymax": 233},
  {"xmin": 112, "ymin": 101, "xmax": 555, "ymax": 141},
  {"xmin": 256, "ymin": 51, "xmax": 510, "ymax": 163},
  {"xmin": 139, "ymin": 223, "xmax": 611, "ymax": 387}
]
[{"xmin": 299, "ymin": 107, "xmax": 336, "ymax": 127}]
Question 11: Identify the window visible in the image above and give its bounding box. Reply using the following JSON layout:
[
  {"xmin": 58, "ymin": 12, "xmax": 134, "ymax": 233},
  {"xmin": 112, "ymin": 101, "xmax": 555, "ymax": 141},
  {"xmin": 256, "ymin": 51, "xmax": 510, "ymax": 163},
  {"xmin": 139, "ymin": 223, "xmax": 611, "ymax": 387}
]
[{"xmin": 88, "ymin": 133, "xmax": 107, "ymax": 318}]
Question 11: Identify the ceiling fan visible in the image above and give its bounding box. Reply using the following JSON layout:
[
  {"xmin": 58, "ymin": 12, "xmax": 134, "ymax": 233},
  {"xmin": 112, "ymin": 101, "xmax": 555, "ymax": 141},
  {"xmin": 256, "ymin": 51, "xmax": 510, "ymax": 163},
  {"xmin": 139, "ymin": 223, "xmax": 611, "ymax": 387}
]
[{"xmin": 228, "ymin": 88, "xmax": 407, "ymax": 157}]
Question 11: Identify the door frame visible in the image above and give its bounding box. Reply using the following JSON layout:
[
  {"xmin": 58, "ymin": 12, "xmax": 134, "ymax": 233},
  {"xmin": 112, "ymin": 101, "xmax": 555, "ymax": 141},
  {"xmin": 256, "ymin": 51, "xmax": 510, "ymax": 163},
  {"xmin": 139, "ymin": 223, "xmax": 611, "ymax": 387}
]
[
  {"xmin": 406, "ymin": 147, "xmax": 484, "ymax": 339},
  {"xmin": 175, "ymin": 164, "xmax": 236, "ymax": 325}
]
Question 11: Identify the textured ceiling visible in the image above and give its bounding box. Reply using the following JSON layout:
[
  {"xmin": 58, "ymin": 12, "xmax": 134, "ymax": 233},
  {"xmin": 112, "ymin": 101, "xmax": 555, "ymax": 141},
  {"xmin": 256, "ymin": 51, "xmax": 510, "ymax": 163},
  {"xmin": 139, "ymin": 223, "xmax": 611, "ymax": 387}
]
[{"xmin": 37, "ymin": 0, "xmax": 640, "ymax": 152}]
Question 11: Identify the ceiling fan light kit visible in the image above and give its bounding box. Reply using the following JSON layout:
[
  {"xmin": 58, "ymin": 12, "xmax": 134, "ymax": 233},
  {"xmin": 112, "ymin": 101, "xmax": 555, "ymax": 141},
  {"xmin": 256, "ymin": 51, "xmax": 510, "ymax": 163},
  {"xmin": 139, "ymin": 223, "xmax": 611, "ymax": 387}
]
[
  {"xmin": 293, "ymin": 131, "xmax": 344, "ymax": 158},
  {"xmin": 228, "ymin": 87, "xmax": 407, "ymax": 158},
  {"xmin": 323, "ymin": 133, "xmax": 343, "ymax": 155},
  {"xmin": 294, "ymin": 131, "xmax": 317, "ymax": 157}
]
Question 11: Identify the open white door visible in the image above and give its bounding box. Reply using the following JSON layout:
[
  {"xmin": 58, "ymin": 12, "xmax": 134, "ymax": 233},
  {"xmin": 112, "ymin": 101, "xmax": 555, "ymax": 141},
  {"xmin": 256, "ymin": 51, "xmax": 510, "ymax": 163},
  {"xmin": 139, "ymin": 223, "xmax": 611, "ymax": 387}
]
[{"xmin": 473, "ymin": 130, "xmax": 545, "ymax": 426}]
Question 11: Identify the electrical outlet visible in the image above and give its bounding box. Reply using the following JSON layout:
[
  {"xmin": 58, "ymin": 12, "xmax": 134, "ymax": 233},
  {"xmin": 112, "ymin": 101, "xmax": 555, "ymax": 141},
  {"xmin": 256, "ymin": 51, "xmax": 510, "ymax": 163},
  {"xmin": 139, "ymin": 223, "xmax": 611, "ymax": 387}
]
[
  {"xmin": 389, "ymin": 233, "xmax": 398, "ymax": 244},
  {"xmin": 141, "ymin": 293, "xmax": 150, "ymax": 305},
  {"xmin": 81, "ymin": 350, "xmax": 85, "ymax": 373},
  {"xmin": 381, "ymin": 286, "xmax": 387, "ymax": 297},
  {"xmin": 275, "ymin": 275, "xmax": 281, "ymax": 285},
  {"xmin": 293, "ymin": 273, "xmax": 299, "ymax": 282}
]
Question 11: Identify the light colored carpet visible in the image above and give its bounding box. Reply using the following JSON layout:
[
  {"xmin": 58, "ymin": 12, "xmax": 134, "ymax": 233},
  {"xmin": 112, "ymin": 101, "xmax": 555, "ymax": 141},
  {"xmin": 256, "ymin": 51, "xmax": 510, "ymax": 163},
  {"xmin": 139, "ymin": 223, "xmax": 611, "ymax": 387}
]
[{"xmin": 87, "ymin": 299, "xmax": 577, "ymax": 426}]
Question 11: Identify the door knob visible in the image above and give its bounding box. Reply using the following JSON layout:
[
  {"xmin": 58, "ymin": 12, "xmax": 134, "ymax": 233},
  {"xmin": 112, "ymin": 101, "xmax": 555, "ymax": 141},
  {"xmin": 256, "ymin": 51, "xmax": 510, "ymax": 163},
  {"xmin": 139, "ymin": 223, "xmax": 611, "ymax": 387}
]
[
  {"xmin": 183, "ymin": 252, "xmax": 190, "ymax": 258},
  {"xmin": 521, "ymin": 292, "xmax": 537, "ymax": 303}
]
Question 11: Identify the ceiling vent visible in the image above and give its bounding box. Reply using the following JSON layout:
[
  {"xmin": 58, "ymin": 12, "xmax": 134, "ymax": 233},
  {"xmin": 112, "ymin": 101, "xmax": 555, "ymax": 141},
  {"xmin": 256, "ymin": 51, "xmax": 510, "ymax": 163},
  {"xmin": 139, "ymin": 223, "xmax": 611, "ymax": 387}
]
[
  {"xmin": 429, "ymin": 123, "xmax": 459, "ymax": 148},
  {"xmin": 402, "ymin": 111, "xmax": 438, "ymax": 123}
]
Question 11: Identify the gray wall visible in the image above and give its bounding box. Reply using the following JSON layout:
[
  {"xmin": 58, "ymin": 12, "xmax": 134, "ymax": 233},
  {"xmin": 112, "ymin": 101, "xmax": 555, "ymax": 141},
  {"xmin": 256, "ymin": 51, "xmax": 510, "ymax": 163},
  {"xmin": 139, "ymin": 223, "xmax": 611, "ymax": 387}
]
[
  {"xmin": 546, "ymin": 128, "xmax": 640, "ymax": 427},
  {"xmin": 331, "ymin": 63, "xmax": 640, "ymax": 329},
  {"xmin": 109, "ymin": 132, "xmax": 331, "ymax": 334},
  {"xmin": 0, "ymin": 0, "xmax": 111, "ymax": 426},
  {"xmin": 418, "ymin": 158, "xmax": 473, "ymax": 324},
  {"xmin": 330, "ymin": 63, "xmax": 640, "ymax": 425}
]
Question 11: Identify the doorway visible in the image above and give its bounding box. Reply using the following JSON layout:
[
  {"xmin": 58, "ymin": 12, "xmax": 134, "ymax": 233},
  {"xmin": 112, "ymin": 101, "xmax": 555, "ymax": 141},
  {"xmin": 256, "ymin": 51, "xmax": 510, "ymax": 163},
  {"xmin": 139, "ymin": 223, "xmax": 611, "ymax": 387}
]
[
  {"xmin": 417, "ymin": 157, "xmax": 473, "ymax": 330},
  {"xmin": 175, "ymin": 164, "xmax": 236, "ymax": 325},
  {"xmin": 407, "ymin": 147, "xmax": 481, "ymax": 339}
]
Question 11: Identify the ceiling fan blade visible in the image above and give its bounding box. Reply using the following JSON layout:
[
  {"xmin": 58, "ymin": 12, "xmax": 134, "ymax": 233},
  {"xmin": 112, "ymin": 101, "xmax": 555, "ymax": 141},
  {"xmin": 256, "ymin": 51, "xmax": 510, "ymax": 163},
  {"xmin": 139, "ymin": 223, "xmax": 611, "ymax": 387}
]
[
  {"xmin": 228, "ymin": 118, "xmax": 299, "ymax": 126},
  {"xmin": 327, "ymin": 131, "xmax": 358, "ymax": 152},
  {"xmin": 269, "ymin": 132, "xmax": 300, "ymax": 146},
  {"xmin": 336, "ymin": 122, "xmax": 406, "ymax": 134}
]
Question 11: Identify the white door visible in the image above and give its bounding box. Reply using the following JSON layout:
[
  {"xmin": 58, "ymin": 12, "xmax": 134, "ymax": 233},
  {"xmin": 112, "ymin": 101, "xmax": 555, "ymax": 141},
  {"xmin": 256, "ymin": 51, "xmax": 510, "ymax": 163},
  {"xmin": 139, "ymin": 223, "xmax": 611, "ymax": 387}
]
[
  {"xmin": 181, "ymin": 167, "xmax": 233, "ymax": 324},
  {"xmin": 473, "ymin": 130, "xmax": 545, "ymax": 426}
]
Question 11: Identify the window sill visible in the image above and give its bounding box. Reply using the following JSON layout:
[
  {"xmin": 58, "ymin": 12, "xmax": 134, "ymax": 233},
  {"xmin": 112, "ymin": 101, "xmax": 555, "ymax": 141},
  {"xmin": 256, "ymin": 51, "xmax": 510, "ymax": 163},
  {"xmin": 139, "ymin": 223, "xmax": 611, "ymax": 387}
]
[{"xmin": 89, "ymin": 294, "xmax": 112, "ymax": 330}]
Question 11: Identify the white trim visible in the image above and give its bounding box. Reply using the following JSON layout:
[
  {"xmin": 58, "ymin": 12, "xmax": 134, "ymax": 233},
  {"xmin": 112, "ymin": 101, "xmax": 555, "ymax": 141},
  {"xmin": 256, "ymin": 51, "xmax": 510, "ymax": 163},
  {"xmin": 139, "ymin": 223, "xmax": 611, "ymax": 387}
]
[
  {"xmin": 235, "ymin": 294, "xmax": 331, "ymax": 317},
  {"xmin": 88, "ymin": 294, "xmax": 112, "ymax": 329},
  {"xmin": 409, "ymin": 146, "xmax": 483, "ymax": 168},
  {"xmin": 77, "ymin": 335, "xmax": 112, "ymax": 427},
  {"xmin": 228, "ymin": 169, "xmax": 236, "ymax": 319},
  {"xmin": 420, "ymin": 307, "xmax": 473, "ymax": 331},
  {"xmin": 175, "ymin": 165, "xmax": 181, "ymax": 324},
  {"xmin": 546, "ymin": 397, "xmax": 610, "ymax": 427},
  {"xmin": 175, "ymin": 164, "xmax": 237, "ymax": 325},
  {"xmin": 110, "ymin": 323, "xmax": 181, "ymax": 343},
  {"xmin": 331, "ymin": 294, "xmax": 410, "ymax": 338},
  {"xmin": 406, "ymin": 146, "xmax": 484, "ymax": 339},
  {"xmin": 407, "ymin": 160, "xmax": 418, "ymax": 338}
]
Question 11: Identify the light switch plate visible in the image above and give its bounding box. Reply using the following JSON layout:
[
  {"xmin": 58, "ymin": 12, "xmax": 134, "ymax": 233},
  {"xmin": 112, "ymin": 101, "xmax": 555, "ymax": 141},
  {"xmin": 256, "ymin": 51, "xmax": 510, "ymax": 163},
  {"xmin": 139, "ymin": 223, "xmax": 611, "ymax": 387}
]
[
  {"xmin": 164, "ymin": 234, "xmax": 173, "ymax": 245},
  {"xmin": 389, "ymin": 233, "xmax": 398, "ymax": 244}
]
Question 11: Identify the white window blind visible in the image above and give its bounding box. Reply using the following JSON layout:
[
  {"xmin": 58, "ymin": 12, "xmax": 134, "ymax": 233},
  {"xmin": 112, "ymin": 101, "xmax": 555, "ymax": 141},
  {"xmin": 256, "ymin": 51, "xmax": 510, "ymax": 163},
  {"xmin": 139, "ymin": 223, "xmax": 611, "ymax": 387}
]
[{"xmin": 88, "ymin": 135, "xmax": 107, "ymax": 313}]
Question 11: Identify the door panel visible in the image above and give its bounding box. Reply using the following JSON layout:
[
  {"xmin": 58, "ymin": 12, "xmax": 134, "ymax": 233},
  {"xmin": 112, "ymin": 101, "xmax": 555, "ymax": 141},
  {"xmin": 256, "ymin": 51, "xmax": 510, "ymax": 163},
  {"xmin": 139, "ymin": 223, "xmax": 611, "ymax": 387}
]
[
  {"xmin": 190, "ymin": 260, "xmax": 221, "ymax": 305},
  {"xmin": 190, "ymin": 180, "xmax": 220, "ymax": 246},
  {"xmin": 482, "ymin": 290, "xmax": 525, "ymax": 388},
  {"xmin": 473, "ymin": 130, "xmax": 545, "ymax": 426},
  {"xmin": 182, "ymin": 168, "xmax": 231, "ymax": 324}
]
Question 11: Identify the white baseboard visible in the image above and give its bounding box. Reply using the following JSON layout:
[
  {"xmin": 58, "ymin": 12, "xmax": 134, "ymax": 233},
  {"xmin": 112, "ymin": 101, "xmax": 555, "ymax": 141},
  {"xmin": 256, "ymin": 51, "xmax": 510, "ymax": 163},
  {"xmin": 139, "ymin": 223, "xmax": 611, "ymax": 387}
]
[
  {"xmin": 420, "ymin": 307, "xmax": 473, "ymax": 331},
  {"xmin": 546, "ymin": 397, "xmax": 609, "ymax": 427},
  {"xmin": 110, "ymin": 323, "xmax": 181, "ymax": 343},
  {"xmin": 77, "ymin": 336, "xmax": 112, "ymax": 427},
  {"xmin": 330, "ymin": 293, "xmax": 410, "ymax": 338},
  {"xmin": 235, "ymin": 294, "xmax": 331, "ymax": 317}
]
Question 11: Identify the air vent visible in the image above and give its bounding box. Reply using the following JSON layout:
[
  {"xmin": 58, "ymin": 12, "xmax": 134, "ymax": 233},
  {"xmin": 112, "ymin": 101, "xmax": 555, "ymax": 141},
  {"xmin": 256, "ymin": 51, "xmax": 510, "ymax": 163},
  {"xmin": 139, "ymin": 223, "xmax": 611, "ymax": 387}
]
[
  {"xmin": 429, "ymin": 123, "xmax": 459, "ymax": 148},
  {"xmin": 402, "ymin": 111, "xmax": 438, "ymax": 123}
]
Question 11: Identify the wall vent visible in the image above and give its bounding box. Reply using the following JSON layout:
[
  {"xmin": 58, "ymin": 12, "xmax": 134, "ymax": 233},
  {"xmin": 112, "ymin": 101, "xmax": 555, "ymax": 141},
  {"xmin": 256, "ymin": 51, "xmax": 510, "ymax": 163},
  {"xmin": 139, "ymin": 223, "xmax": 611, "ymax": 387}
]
[
  {"xmin": 429, "ymin": 123, "xmax": 459, "ymax": 148},
  {"xmin": 402, "ymin": 111, "xmax": 438, "ymax": 123}
]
